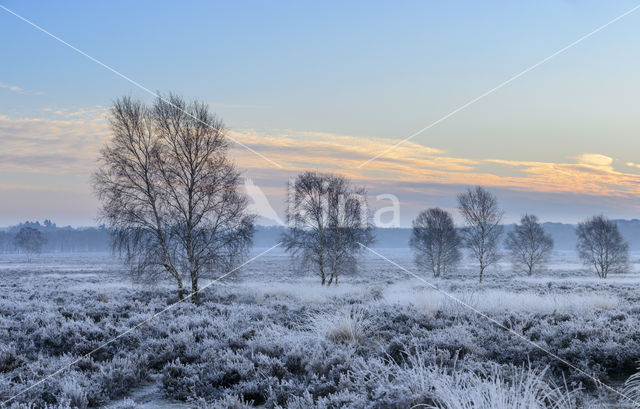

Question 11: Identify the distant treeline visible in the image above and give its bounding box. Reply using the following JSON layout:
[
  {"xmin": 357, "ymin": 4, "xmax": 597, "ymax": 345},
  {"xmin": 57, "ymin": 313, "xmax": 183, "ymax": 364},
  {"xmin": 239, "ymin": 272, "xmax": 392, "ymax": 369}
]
[
  {"xmin": 3, "ymin": 220, "xmax": 640, "ymax": 253},
  {"xmin": 0, "ymin": 220, "xmax": 111, "ymax": 253}
]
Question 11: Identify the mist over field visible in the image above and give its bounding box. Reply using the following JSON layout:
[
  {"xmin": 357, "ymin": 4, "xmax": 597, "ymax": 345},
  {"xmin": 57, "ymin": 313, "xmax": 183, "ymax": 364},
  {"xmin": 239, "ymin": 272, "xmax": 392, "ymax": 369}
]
[
  {"xmin": 7, "ymin": 220, "xmax": 640, "ymax": 252},
  {"xmin": 2, "ymin": 218, "xmax": 640, "ymax": 408}
]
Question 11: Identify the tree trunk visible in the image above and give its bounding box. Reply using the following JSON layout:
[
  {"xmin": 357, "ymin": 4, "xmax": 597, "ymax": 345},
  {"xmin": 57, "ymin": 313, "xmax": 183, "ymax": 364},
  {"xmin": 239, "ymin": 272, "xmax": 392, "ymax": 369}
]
[
  {"xmin": 319, "ymin": 261, "xmax": 326, "ymax": 285},
  {"xmin": 191, "ymin": 277, "xmax": 199, "ymax": 304},
  {"xmin": 177, "ymin": 277, "xmax": 185, "ymax": 301}
]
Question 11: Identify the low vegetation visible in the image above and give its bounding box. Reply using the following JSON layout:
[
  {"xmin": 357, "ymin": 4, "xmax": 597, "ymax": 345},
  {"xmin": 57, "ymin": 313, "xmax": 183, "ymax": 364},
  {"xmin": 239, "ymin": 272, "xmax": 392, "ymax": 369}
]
[{"xmin": 1, "ymin": 255, "xmax": 639, "ymax": 408}]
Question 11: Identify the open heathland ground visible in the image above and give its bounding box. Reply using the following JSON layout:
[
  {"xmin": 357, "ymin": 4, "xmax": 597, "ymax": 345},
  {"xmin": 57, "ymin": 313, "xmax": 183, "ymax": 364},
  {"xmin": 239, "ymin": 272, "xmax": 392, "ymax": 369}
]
[{"xmin": 1, "ymin": 250, "xmax": 640, "ymax": 408}]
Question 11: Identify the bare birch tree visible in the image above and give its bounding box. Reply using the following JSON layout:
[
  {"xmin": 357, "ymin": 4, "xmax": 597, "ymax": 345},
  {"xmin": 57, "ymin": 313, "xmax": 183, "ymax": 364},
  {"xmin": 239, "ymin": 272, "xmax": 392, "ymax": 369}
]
[
  {"xmin": 13, "ymin": 227, "xmax": 46, "ymax": 262},
  {"xmin": 93, "ymin": 95, "xmax": 254, "ymax": 303},
  {"xmin": 410, "ymin": 208, "xmax": 461, "ymax": 278},
  {"xmin": 282, "ymin": 171, "xmax": 374, "ymax": 285},
  {"xmin": 576, "ymin": 215, "xmax": 628, "ymax": 278},
  {"xmin": 457, "ymin": 186, "xmax": 503, "ymax": 282},
  {"xmin": 505, "ymin": 214, "xmax": 553, "ymax": 275}
]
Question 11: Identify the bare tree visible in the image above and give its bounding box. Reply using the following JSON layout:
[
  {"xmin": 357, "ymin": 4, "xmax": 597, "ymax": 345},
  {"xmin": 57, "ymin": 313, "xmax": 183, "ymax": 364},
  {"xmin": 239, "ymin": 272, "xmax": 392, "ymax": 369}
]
[
  {"xmin": 282, "ymin": 171, "xmax": 374, "ymax": 285},
  {"xmin": 576, "ymin": 215, "xmax": 628, "ymax": 278},
  {"xmin": 457, "ymin": 186, "xmax": 503, "ymax": 282},
  {"xmin": 93, "ymin": 94, "xmax": 254, "ymax": 303},
  {"xmin": 505, "ymin": 214, "xmax": 553, "ymax": 276},
  {"xmin": 13, "ymin": 227, "xmax": 46, "ymax": 262},
  {"xmin": 409, "ymin": 208, "xmax": 461, "ymax": 278}
]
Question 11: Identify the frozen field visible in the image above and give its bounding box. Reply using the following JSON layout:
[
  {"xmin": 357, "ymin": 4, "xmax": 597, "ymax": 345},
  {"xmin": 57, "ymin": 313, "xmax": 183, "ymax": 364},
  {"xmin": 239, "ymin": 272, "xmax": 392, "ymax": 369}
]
[{"xmin": 1, "ymin": 250, "xmax": 640, "ymax": 408}]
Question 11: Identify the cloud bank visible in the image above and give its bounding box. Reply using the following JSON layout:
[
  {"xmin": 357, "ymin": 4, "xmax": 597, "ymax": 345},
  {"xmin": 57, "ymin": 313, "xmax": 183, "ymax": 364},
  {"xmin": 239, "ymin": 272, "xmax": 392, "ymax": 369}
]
[{"xmin": 1, "ymin": 110, "xmax": 639, "ymax": 225}]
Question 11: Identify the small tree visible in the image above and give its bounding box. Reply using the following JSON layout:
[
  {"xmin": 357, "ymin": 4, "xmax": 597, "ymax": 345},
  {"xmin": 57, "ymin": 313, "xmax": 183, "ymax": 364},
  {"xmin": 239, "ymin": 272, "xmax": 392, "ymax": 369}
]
[
  {"xmin": 505, "ymin": 214, "xmax": 553, "ymax": 275},
  {"xmin": 457, "ymin": 186, "xmax": 503, "ymax": 282},
  {"xmin": 14, "ymin": 227, "xmax": 46, "ymax": 262},
  {"xmin": 282, "ymin": 171, "xmax": 375, "ymax": 285},
  {"xmin": 410, "ymin": 208, "xmax": 461, "ymax": 278},
  {"xmin": 576, "ymin": 215, "xmax": 628, "ymax": 278}
]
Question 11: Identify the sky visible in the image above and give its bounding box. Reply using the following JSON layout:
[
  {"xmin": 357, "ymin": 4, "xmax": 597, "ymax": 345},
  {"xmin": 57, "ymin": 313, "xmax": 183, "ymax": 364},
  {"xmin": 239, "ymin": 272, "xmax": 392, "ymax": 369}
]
[{"xmin": 1, "ymin": 1, "xmax": 640, "ymax": 226}]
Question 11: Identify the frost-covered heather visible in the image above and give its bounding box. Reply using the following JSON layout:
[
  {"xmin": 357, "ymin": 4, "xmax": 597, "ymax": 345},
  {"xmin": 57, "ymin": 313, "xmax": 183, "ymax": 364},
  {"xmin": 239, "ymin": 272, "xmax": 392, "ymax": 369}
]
[
  {"xmin": 1, "ymin": 251, "xmax": 640, "ymax": 408},
  {"xmin": 383, "ymin": 284, "xmax": 621, "ymax": 314}
]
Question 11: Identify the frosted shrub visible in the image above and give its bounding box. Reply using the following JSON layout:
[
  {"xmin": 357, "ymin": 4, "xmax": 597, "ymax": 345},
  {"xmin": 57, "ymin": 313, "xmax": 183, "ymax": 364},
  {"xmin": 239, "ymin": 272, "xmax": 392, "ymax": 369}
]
[
  {"xmin": 161, "ymin": 350, "xmax": 257, "ymax": 401},
  {"xmin": 0, "ymin": 345, "xmax": 23, "ymax": 372},
  {"xmin": 99, "ymin": 355, "xmax": 148, "ymax": 399},
  {"xmin": 198, "ymin": 393, "xmax": 254, "ymax": 409},
  {"xmin": 346, "ymin": 348, "xmax": 437, "ymax": 407},
  {"xmin": 161, "ymin": 359, "xmax": 199, "ymax": 401},
  {"xmin": 426, "ymin": 366, "xmax": 579, "ymax": 409},
  {"xmin": 346, "ymin": 343, "xmax": 586, "ymax": 409},
  {"xmin": 276, "ymin": 391, "xmax": 316, "ymax": 409},
  {"xmin": 276, "ymin": 389, "xmax": 365, "ymax": 409},
  {"xmin": 380, "ymin": 344, "xmax": 438, "ymax": 395},
  {"xmin": 427, "ymin": 324, "xmax": 483, "ymax": 359},
  {"xmin": 58, "ymin": 378, "xmax": 88, "ymax": 409},
  {"xmin": 59, "ymin": 370, "xmax": 109, "ymax": 407},
  {"xmin": 309, "ymin": 307, "xmax": 368, "ymax": 344}
]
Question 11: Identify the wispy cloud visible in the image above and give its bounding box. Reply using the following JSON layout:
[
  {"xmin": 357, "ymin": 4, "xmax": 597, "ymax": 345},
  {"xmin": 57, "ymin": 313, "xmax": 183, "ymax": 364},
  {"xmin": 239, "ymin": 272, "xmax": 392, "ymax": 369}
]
[
  {"xmin": 0, "ymin": 82, "xmax": 43, "ymax": 95},
  {"xmin": 0, "ymin": 110, "xmax": 110, "ymax": 174},
  {"xmin": 228, "ymin": 130, "xmax": 640, "ymax": 199},
  {"xmin": 484, "ymin": 157, "xmax": 640, "ymax": 196},
  {"xmin": 42, "ymin": 106, "xmax": 107, "ymax": 119},
  {"xmin": 3, "ymin": 110, "xmax": 640, "ymax": 208},
  {"xmin": 575, "ymin": 153, "xmax": 614, "ymax": 170},
  {"xmin": 0, "ymin": 82, "xmax": 24, "ymax": 93}
]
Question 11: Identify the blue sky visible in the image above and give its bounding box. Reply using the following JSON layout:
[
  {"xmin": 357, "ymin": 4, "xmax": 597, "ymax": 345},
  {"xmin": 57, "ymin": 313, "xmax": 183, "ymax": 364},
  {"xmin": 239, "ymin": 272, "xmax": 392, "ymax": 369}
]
[{"xmin": 2, "ymin": 1, "xmax": 640, "ymax": 226}]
